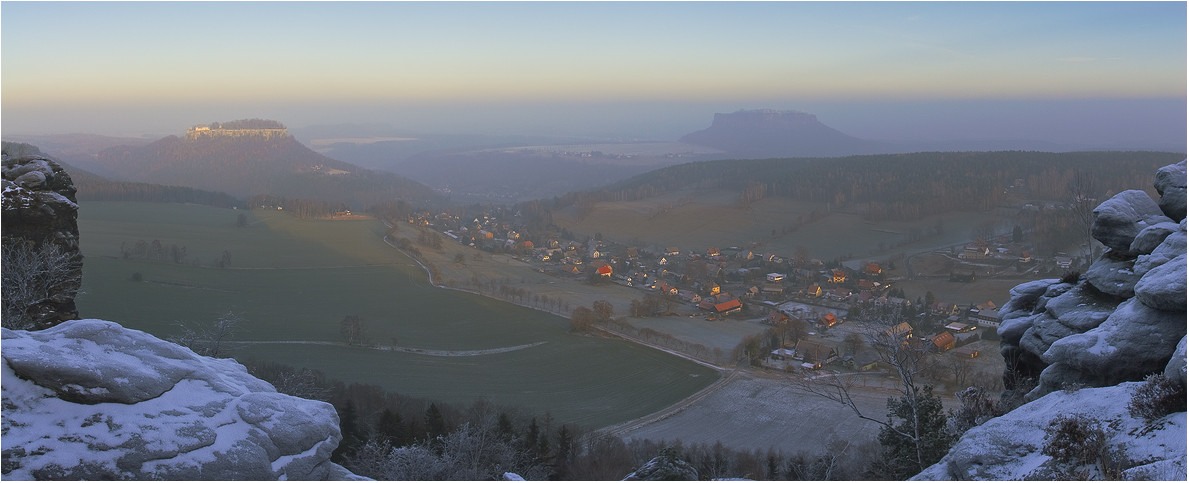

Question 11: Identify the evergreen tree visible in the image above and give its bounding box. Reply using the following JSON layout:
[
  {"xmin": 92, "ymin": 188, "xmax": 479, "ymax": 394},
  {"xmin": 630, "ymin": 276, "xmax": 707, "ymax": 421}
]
[
  {"xmin": 332, "ymin": 401, "xmax": 361, "ymax": 462},
  {"xmin": 425, "ymin": 403, "xmax": 447, "ymax": 455},
  {"xmin": 376, "ymin": 408, "xmax": 406, "ymax": 447},
  {"xmin": 870, "ymin": 385, "xmax": 953, "ymax": 480}
]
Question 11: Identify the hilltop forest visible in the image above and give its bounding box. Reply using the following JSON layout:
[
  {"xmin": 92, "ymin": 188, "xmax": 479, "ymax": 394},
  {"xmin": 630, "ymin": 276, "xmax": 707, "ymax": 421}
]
[{"xmin": 520, "ymin": 151, "xmax": 1183, "ymax": 225}]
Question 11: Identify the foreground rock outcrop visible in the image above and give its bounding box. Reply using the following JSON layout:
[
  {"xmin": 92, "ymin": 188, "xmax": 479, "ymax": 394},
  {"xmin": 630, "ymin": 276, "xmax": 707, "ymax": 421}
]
[
  {"xmin": 912, "ymin": 382, "xmax": 1186, "ymax": 480},
  {"xmin": 999, "ymin": 159, "xmax": 1187, "ymax": 398},
  {"xmin": 1, "ymin": 142, "xmax": 83, "ymax": 329},
  {"xmin": 1, "ymin": 319, "xmax": 357, "ymax": 480}
]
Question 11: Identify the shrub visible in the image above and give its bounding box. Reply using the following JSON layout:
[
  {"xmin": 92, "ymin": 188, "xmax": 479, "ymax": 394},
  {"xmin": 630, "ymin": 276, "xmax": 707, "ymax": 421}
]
[
  {"xmin": 1059, "ymin": 270, "xmax": 1081, "ymax": 284},
  {"xmin": 1042, "ymin": 414, "xmax": 1107, "ymax": 467},
  {"xmin": 1127, "ymin": 374, "xmax": 1186, "ymax": 422}
]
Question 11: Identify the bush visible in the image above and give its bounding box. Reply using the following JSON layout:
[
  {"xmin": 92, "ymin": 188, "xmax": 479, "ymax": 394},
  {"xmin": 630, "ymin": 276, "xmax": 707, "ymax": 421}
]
[
  {"xmin": 1042, "ymin": 413, "xmax": 1106, "ymax": 467},
  {"xmin": 1128, "ymin": 374, "xmax": 1186, "ymax": 422}
]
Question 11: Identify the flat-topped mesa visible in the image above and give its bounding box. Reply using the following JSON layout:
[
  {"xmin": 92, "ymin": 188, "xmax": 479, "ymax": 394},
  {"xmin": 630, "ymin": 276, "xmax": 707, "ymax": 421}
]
[
  {"xmin": 708, "ymin": 109, "xmax": 818, "ymax": 129},
  {"xmin": 186, "ymin": 119, "xmax": 288, "ymax": 140}
]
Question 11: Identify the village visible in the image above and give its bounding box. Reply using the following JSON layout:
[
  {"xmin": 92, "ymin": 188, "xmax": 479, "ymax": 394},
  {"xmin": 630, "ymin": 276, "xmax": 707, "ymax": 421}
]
[{"xmin": 397, "ymin": 205, "xmax": 1079, "ymax": 390}]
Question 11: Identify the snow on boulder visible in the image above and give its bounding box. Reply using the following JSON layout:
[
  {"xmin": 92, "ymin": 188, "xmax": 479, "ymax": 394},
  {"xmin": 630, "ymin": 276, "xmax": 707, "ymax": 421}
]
[
  {"xmin": 1134, "ymin": 222, "xmax": 1186, "ymax": 277},
  {"xmin": 1, "ymin": 319, "xmax": 354, "ymax": 480},
  {"xmin": 1091, "ymin": 189, "xmax": 1173, "ymax": 254},
  {"xmin": 1133, "ymin": 253, "xmax": 1187, "ymax": 312},
  {"xmin": 1166, "ymin": 336, "xmax": 1187, "ymax": 387},
  {"xmin": 1153, "ymin": 159, "xmax": 1187, "ymax": 222},
  {"xmin": 912, "ymin": 383, "xmax": 1186, "ymax": 481},
  {"xmin": 1130, "ymin": 221, "xmax": 1181, "ymax": 255},
  {"xmin": 1083, "ymin": 253, "xmax": 1142, "ymax": 298},
  {"xmin": 1040, "ymin": 298, "xmax": 1185, "ymax": 390}
]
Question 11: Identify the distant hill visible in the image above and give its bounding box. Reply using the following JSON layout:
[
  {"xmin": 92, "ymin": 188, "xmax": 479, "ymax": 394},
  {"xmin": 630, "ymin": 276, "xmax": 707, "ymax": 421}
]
[
  {"xmin": 679, "ymin": 109, "xmax": 886, "ymax": 158},
  {"xmin": 93, "ymin": 124, "xmax": 444, "ymax": 210},
  {"xmin": 531, "ymin": 151, "xmax": 1186, "ymax": 223}
]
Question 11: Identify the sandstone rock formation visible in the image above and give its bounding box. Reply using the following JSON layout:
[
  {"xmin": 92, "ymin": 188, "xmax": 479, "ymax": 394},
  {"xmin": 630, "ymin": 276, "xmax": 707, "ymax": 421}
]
[
  {"xmin": 1, "ymin": 319, "xmax": 357, "ymax": 480},
  {"xmin": 912, "ymin": 382, "xmax": 1186, "ymax": 480},
  {"xmin": 622, "ymin": 447, "xmax": 699, "ymax": 480},
  {"xmin": 999, "ymin": 160, "xmax": 1187, "ymax": 399},
  {"xmin": 1, "ymin": 142, "xmax": 83, "ymax": 329}
]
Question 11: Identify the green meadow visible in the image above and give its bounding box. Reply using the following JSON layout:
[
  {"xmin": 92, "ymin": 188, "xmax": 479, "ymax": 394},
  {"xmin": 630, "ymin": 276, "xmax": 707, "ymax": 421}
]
[{"xmin": 76, "ymin": 202, "xmax": 718, "ymax": 428}]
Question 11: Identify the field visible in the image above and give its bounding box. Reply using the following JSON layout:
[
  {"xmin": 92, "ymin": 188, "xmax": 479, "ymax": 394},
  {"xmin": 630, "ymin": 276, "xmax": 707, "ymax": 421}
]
[
  {"xmin": 552, "ymin": 188, "xmax": 1011, "ymax": 262},
  {"xmin": 75, "ymin": 202, "xmax": 718, "ymax": 429},
  {"xmin": 614, "ymin": 372, "xmax": 905, "ymax": 454}
]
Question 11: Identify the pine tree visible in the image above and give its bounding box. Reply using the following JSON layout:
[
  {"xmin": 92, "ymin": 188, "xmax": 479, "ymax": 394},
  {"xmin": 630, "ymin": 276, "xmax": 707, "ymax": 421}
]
[
  {"xmin": 870, "ymin": 385, "xmax": 953, "ymax": 480},
  {"xmin": 376, "ymin": 408, "xmax": 406, "ymax": 447}
]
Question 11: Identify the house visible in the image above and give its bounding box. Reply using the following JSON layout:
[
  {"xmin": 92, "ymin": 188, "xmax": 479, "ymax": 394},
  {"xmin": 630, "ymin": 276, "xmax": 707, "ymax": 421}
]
[
  {"xmin": 859, "ymin": 358, "xmax": 881, "ymax": 371},
  {"xmin": 596, "ymin": 265, "xmax": 613, "ymax": 277},
  {"xmin": 698, "ymin": 300, "xmax": 718, "ymax": 311},
  {"xmin": 944, "ymin": 321, "xmax": 973, "ymax": 333},
  {"xmin": 1054, "ymin": 256, "xmax": 1073, "ymax": 268},
  {"xmin": 829, "ymin": 269, "xmax": 847, "ymax": 284},
  {"xmin": 679, "ymin": 290, "xmax": 702, "ymax": 304},
  {"xmin": 865, "ymin": 263, "xmax": 882, "ymax": 275},
  {"xmin": 747, "ymin": 286, "xmax": 761, "ymax": 297},
  {"xmin": 707, "ymin": 282, "xmax": 721, "ymax": 295},
  {"xmin": 770, "ymin": 348, "xmax": 797, "ymax": 360},
  {"xmin": 626, "ymin": 247, "xmax": 639, "ymax": 260},
  {"xmin": 1019, "ymin": 250, "xmax": 1032, "ymax": 263},
  {"xmin": 828, "ymin": 287, "xmax": 851, "ymax": 301},
  {"xmin": 886, "ymin": 322, "xmax": 913, "ymax": 340},
  {"xmin": 931, "ymin": 331, "xmax": 956, "ymax": 352},
  {"xmin": 666, "ymin": 246, "xmax": 680, "ymax": 256},
  {"xmin": 658, "ymin": 256, "xmax": 669, "ymax": 266},
  {"xmin": 762, "ymin": 283, "xmax": 784, "ymax": 295},
  {"xmin": 805, "ymin": 284, "xmax": 823, "ymax": 297},
  {"xmin": 765, "ymin": 310, "xmax": 789, "ymax": 325},
  {"xmin": 714, "ymin": 299, "xmax": 742, "ymax": 314},
  {"xmin": 707, "ymin": 247, "xmax": 721, "ymax": 257},
  {"xmin": 856, "ymin": 291, "xmax": 873, "ymax": 303},
  {"xmin": 795, "ymin": 341, "xmax": 839, "ymax": 365},
  {"xmin": 818, "ymin": 313, "xmax": 839, "ymax": 327},
  {"xmin": 953, "ymin": 346, "xmax": 980, "ymax": 358},
  {"xmin": 767, "ymin": 273, "xmax": 786, "ymax": 283},
  {"xmin": 857, "ymin": 280, "xmax": 879, "ymax": 291},
  {"xmin": 658, "ymin": 284, "xmax": 678, "ymax": 296},
  {"xmin": 959, "ymin": 247, "xmax": 990, "ymax": 259},
  {"xmin": 975, "ymin": 301, "xmax": 997, "ymax": 311},
  {"xmin": 973, "ymin": 309, "xmax": 999, "ymax": 324}
]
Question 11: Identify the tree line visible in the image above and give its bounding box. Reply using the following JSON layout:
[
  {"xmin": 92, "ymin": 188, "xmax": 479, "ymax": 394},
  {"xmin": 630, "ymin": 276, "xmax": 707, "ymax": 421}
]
[{"xmin": 521, "ymin": 151, "xmax": 1182, "ymax": 223}]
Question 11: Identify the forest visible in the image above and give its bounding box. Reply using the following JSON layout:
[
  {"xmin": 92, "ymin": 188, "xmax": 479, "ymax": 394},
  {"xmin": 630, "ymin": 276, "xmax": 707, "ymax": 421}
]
[{"xmin": 523, "ymin": 151, "xmax": 1184, "ymax": 223}]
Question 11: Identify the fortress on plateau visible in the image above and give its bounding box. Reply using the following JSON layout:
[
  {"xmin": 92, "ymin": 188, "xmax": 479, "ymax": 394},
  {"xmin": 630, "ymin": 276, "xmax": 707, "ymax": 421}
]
[{"xmin": 185, "ymin": 119, "xmax": 288, "ymax": 140}]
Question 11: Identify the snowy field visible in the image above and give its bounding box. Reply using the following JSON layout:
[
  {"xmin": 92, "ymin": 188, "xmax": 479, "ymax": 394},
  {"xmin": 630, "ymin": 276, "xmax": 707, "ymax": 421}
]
[{"xmin": 617, "ymin": 372, "xmax": 908, "ymax": 454}]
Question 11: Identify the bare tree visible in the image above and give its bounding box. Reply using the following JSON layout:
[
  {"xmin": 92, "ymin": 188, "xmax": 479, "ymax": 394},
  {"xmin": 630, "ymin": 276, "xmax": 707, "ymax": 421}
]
[
  {"xmin": 2, "ymin": 241, "xmax": 81, "ymax": 330},
  {"xmin": 168, "ymin": 311, "xmax": 242, "ymax": 358},
  {"xmin": 340, "ymin": 315, "xmax": 369, "ymax": 346},
  {"xmin": 1068, "ymin": 170, "xmax": 1100, "ymax": 262},
  {"xmin": 946, "ymin": 355, "xmax": 975, "ymax": 388},
  {"xmin": 791, "ymin": 307, "xmax": 947, "ymax": 475}
]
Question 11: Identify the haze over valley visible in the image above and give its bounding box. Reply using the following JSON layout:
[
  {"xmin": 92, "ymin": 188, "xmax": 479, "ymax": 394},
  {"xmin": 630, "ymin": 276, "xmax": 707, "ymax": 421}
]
[{"xmin": 2, "ymin": 2, "xmax": 1186, "ymax": 481}]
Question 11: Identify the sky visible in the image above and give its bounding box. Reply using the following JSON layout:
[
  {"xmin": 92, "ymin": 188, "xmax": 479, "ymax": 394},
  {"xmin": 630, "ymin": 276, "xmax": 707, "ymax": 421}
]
[{"xmin": 2, "ymin": 1, "xmax": 1185, "ymax": 147}]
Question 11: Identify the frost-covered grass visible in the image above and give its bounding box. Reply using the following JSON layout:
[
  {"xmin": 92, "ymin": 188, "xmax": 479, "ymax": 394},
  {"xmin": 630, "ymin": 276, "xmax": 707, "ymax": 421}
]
[{"xmin": 75, "ymin": 202, "xmax": 718, "ymax": 428}]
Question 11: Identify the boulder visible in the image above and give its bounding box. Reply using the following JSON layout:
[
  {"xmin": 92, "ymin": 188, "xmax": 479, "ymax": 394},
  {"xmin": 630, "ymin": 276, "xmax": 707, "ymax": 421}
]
[
  {"xmin": 1134, "ymin": 225, "xmax": 1186, "ymax": 276},
  {"xmin": 1091, "ymin": 190, "xmax": 1173, "ymax": 254},
  {"xmin": 1133, "ymin": 254, "xmax": 1187, "ymax": 312},
  {"xmin": 1, "ymin": 143, "xmax": 82, "ymax": 330},
  {"xmin": 998, "ymin": 312, "xmax": 1043, "ymax": 346},
  {"xmin": 1154, "ymin": 159, "xmax": 1187, "ymax": 221},
  {"xmin": 1040, "ymin": 298, "xmax": 1185, "ymax": 391},
  {"xmin": 1166, "ymin": 336, "xmax": 1187, "ymax": 387},
  {"xmin": 913, "ymin": 383, "xmax": 1186, "ymax": 481},
  {"xmin": 1, "ymin": 319, "xmax": 349, "ymax": 480},
  {"xmin": 623, "ymin": 447, "xmax": 698, "ymax": 481},
  {"xmin": 1130, "ymin": 221, "xmax": 1181, "ymax": 255},
  {"xmin": 1018, "ymin": 315, "xmax": 1078, "ymax": 358},
  {"xmin": 1043, "ymin": 284, "xmax": 1119, "ymax": 331},
  {"xmin": 1083, "ymin": 253, "xmax": 1141, "ymax": 298},
  {"xmin": 1030, "ymin": 363, "xmax": 1103, "ymax": 397}
]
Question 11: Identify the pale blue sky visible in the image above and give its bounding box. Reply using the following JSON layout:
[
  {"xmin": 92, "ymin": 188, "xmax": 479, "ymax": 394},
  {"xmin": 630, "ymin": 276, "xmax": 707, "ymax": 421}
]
[{"xmin": 2, "ymin": 1, "xmax": 1185, "ymax": 143}]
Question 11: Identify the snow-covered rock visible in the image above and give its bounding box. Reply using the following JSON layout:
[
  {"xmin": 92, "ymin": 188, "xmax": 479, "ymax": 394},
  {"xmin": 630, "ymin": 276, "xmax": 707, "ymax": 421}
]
[
  {"xmin": 1133, "ymin": 253, "xmax": 1187, "ymax": 312},
  {"xmin": 1, "ymin": 142, "xmax": 82, "ymax": 329},
  {"xmin": 1084, "ymin": 253, "xmax": 1142, "ymax": 298},
  {"xmin": 1, "ymin": 319, "xmax": 355, "ymax": 480},
  {"xmin": 623, "ymin": 447, "xmax": 699, "ymax": 481},
  {"xmin": 1091, "ymin": 189, "xmax": 1173, "ymax": 255},
  {"xmin": 999, "ymin": 160, "xmax": 1187, "ymax": 398},
  {"xmin": 1154, "ymin": 159, "xmax": 1186, "ymax": 222},
  {"xmin": 912, "ymin": 383, "xmax": 1186, "ymax": 481},
  {"xmin": 1166, "ymin": 337, "xmax": 1187, "ymax": 387}
]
